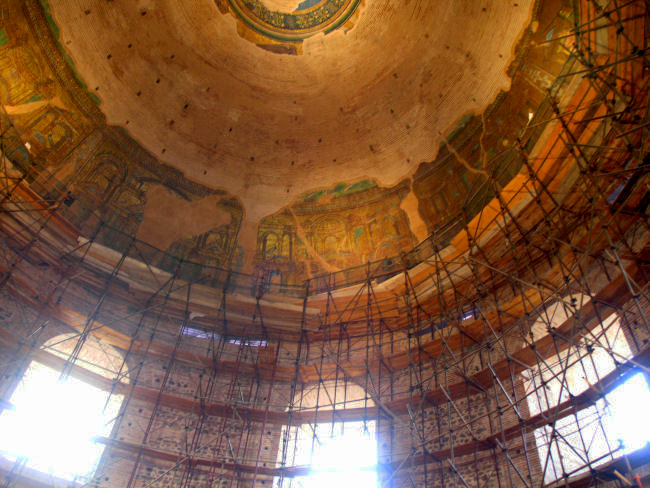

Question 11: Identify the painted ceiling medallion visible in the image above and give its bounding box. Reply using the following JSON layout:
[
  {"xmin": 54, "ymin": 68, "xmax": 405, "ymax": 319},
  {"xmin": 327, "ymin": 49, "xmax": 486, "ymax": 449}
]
[{"xmin": 215, "ymin": 0, "xmax": 363, "ymax": 54}]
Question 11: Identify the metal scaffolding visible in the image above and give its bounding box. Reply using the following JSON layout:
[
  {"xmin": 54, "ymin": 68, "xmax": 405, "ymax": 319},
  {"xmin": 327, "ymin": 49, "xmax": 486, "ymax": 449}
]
[{"xmin": 0, "ymin": 1, "xmax": 648, "ymax": 487}]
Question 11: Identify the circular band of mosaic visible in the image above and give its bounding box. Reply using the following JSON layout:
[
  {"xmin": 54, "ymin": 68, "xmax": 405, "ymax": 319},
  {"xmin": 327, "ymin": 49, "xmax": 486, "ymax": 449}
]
[{"xmin": 228, "ymin": 0, "xmax": 362, "ymax": 41}]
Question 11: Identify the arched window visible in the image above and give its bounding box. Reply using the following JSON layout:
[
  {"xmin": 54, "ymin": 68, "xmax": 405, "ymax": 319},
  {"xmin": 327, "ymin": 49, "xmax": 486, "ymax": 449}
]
[
  {"xmin": 277, "ymin": 382, "xmax": 378, "ymax": 488},
  {"xmin": 0, "ymin": 333, "xmax": 127, "ymax": 484},
  {"xmin": 523, "ymin": 296, "xmax": 650, "ymax": 484}
]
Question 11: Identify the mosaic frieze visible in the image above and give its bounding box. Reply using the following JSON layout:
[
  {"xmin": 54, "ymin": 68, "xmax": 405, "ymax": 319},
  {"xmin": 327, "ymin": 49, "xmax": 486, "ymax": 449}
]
[{"xmin": 255, "ymin": 181, "xmax": 415, "ymax": 284}]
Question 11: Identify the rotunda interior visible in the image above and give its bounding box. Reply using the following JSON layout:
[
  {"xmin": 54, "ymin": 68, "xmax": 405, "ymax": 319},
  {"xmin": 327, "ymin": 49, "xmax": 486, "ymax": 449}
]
[{"xmin": 0, "ymin": 1, "xmax": 648, "ymax": 487}]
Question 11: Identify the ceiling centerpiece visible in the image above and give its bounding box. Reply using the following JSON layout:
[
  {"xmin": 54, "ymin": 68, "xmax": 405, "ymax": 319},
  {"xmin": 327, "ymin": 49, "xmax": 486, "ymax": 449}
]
[{"xmin": 215, "ymin": 0, "xmax": 363, "ymax": 54}]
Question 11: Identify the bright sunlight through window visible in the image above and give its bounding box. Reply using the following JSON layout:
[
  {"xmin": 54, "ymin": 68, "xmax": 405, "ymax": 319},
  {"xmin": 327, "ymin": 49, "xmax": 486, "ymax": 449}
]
[
  {"xmin": 0, "ymin": 361, "xmax": 122, "ymax": 483},
  {"xmin": 279, "ymin": 421, "xmax": 378, "ymax": 488},
  {"xmin": 606, "ymin": 372, "xmax": 650, "ymax": 453}
]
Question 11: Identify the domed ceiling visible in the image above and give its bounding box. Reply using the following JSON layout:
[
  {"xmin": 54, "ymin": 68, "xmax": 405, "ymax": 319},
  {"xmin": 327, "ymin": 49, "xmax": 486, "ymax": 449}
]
[{"xmin": 1, "ymin": 0, "xmax": 575, "ymax": 282}]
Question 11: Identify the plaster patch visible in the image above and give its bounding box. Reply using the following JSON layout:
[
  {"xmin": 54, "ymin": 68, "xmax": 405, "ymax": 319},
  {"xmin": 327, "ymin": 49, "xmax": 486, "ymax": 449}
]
[
  {"xmin": 400, "ymin": 186, "xmax": 428, "ymax": 244},
  {"xmin": 137, "ymin": 186, "xmax": 231, "ymax": 251}
]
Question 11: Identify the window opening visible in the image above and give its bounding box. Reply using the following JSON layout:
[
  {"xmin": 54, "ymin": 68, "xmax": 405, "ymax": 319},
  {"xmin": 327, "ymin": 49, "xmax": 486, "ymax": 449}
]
[
  {"xmin": 183, "ymin": 326, "xmax": 268, "ymax": 347},
  {"xmin": 0, "ymin": 361, "xmax": 123, "ymax": 483},
  {"xmin": 524, "ymin": 303, "xmax": 647, "ymax": 484},
  {"xmin": 605, "ymin": 372, "xmax": 650, "ymax": 454},
  {"xmin": 277, "ymin": 420, "xmax": 378, "ymax": 488}
]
